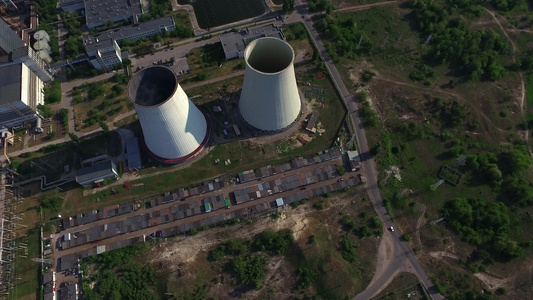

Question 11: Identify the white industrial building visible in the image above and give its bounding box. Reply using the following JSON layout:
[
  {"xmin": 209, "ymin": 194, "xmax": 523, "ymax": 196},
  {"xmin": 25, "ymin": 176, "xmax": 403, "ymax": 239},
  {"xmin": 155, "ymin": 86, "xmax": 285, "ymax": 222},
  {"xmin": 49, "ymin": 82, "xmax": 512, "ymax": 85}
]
[
  {"xmin": 219, "ymin": 23, "xmax": 285, "ymax": 60},
  {"xmin": 85, "ymin": 38, "xmax": 122, "ymax": 71},
  {"xmin": 239, "ymin": 37, "xmax": 301, "ymax": 132},
  {"xmin": 128, "ymin": 66, "xmax": 209, "ymax": 163},
  {"xmin": 0, "ymin": 62, "xmax": 45, "ymax": 129}
]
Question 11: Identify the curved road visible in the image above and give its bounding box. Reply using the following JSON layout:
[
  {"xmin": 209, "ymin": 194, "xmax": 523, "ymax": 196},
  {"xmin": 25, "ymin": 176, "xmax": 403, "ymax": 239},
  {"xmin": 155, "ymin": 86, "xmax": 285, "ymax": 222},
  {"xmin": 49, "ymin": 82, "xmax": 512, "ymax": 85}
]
[{"xmin": 287, "ymin": 1, "xmax": 445, "ymax": 299}]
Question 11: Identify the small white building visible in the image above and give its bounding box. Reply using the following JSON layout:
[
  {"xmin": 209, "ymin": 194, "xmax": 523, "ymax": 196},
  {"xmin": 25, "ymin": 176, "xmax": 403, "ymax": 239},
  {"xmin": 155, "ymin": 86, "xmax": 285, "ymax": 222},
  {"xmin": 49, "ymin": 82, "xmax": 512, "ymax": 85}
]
[{"xmin": 276, "ymin": 198, "xmax": 284, "ymax": 207}]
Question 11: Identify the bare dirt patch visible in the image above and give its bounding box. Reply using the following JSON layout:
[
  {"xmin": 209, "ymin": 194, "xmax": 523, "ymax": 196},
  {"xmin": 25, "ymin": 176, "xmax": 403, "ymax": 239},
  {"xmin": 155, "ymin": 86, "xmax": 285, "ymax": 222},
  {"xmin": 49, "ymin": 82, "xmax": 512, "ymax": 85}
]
[{"xmin": 145, "ymin": 188, "xmax": 379, "ymax": 299}]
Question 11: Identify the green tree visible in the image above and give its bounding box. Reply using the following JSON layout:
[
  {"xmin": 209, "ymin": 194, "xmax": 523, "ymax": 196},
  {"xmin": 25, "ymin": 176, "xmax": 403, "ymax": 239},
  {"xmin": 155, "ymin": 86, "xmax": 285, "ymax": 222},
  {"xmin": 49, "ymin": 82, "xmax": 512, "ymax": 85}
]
[
  {"xmin": 283, "ymin": 0, "xmax": 295, "ymax": 13},
  {"xmin": 231, "ymin": 255, "xmax": 267, "ymax": 289},
  {"xmin": 37, "ymin": 104, "xmax": 53, "ymax": 118},
  {"xmin": 498, "ymin": 146, "xmax": 531, "ymax": 176},
  {"xmin": 297, "ymin": 267, "xmax": 317, "ymax": 289}
]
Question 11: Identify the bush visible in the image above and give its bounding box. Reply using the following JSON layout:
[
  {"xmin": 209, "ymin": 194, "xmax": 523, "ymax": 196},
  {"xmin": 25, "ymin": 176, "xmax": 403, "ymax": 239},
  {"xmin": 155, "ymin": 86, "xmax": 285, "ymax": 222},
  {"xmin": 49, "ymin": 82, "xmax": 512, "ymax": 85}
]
[
  {"xmin": 336, "ymin": 165, "xmax": 346, "ymax": 175},
  {"xmin": 231, "ymin": 254, "xmax": 266, "ymax": 289},
  {"xmin": 297, "ymin": 267, "xmax": 317, "ymax": 289},
  {"xmin": 44, "ymin": 80, "xmax": 62, "ymax": 104},
  {"xmin": 41, "ymin": 195, "xmax": 62, "ymax": 212},
  {"xmin": 308, "ymin": 235, "xmax": 317, "ymax": 244},
  {"xmin": 37, "ymin": 104, "xmax": 53, "ymax": 118},
  {"xmin": 99, "ymin": 121, "xmax": 109, "ymax": 132},
  {"xmin": 59, "ymin": 108, "xmax": 69, "ymax": 126},
  {"xmin": 361, "ymin": 70, "xmax": 375, "ymax": 82},
  {"xmin": 339, "ymin": 236, "xmax": 357, "ymax": 262},
  {"xmin": 313, "ymin": 201, "xmax": 326, "ymax": 210},
  {"xmin": 69, "ymin": 132, "xmax": 80, "ymax": 142},
  {"xmin": 254, "ymin": 229, "xmax": 293, "ymax": 255},
  {"xmin": 403, "ymin": 234, "xmax": 411, "ymax": 242}
]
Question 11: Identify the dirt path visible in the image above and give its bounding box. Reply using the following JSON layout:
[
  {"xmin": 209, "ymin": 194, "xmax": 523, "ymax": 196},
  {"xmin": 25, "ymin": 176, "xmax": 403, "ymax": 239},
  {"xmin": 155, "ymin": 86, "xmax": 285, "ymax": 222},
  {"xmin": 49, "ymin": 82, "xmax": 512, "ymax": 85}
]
[
  {"xmin": 415, "ymin": 206, "xmax": 426, "ymax": 253},
  {"xmin": 484, "ymin": 8, "xmax": 532, "ymax": 156}
]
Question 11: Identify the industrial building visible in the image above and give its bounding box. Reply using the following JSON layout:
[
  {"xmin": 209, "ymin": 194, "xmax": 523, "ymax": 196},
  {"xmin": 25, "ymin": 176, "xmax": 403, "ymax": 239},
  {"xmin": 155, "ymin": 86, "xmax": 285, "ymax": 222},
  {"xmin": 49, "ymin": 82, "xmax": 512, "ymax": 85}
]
[
  {"xmin": 239, "ymin": 37, "xmax": 301, "ymax": 132},
  {"xmin": 84, "ymin": 16, "xmax": 175, "ymax": 70},
  {"xmin": 0, "ymin": 19, "xmax": 53, "ymax": 129},
  {"xmin": 0, "ymin": 63, "xmax": 44, "ymax": 129},
  {"xmin": 84, "ymin": 0, "xmax": 142, "ymax": 29},
  {"xmin": 58, "ymin": 0, "xmax": 85, "ymax": 12},
  {"xmin": 90, "ymin": 16, "xmax": 176, "ymax": 43},
  {"xmin": 75, "ymin": 161, "xmax": 118, "ymax": 185},
  {"xmin": 128, "ymin": 66, "xmax": 209, "ymax": 163},
  {"xmin": 85, "ymin": 38, "xmax": 122, "ymax": 71},
  {"xmin": 219, "ymin": 23, "xmax": 285, "ymax": 60},
  {"xmin": 0, "ymin": 19, "xmax": 53, "ymax": 82}
]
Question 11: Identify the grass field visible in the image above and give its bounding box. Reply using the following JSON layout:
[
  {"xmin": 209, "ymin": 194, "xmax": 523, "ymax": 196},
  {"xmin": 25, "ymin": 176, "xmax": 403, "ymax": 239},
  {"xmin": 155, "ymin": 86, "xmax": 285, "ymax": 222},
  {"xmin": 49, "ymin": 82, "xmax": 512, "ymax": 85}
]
[
  {"xmin": 72, "ymin": 81, "xmax": 133, "ymax": 133},
  {"xmin": 12, "ymin": 229, "xmax": 41, "ymax": 300}
]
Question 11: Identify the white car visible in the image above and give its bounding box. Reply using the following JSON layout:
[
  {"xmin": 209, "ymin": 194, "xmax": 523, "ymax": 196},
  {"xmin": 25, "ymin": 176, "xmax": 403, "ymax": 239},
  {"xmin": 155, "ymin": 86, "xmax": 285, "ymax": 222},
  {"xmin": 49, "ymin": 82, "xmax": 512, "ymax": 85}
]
[{"xmin": 389, "ymin": 226, "xmax": 394, "ymax": 232}]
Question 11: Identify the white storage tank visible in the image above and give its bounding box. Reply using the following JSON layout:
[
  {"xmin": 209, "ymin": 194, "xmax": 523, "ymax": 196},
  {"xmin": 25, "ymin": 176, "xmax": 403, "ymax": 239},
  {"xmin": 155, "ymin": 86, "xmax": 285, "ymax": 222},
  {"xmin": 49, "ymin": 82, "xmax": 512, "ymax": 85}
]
[
  {"xmin": 33, "ymin": 40, "xmax": 51, "ymax": 52},
  {"xmin": 34, "ymin": 30, "xmax": 50, "ymax": 42},
  {"xmin": 38, "ymin": 50, "xmax": 52, "ymax": 64},
  {"xmin": 239, "ymin": 37, "xmax": 301, "ymax": 132},
  {"xmin": 128, "ymin": 66, "xmax": 209, "ymax": 163}
]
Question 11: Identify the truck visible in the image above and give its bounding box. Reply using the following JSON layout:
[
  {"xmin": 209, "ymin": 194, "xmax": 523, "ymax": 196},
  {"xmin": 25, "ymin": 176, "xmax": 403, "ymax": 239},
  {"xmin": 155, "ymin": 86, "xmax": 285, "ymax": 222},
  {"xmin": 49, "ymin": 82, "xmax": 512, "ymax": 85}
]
[
  {"xmin": 205, "ymin": 203, "xmax": 212, "ymax": 213},
  {"xmin": 224, "ymin": 199, "xmax": 231, "ymax": 209}
]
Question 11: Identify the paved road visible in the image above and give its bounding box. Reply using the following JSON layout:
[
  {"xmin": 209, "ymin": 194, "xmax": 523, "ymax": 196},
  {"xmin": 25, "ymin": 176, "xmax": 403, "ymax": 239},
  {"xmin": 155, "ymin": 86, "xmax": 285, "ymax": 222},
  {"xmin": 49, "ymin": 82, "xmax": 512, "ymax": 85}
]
[{"xmin": 287, "ymin": 1, "xmax": 445, "ymax": 299}]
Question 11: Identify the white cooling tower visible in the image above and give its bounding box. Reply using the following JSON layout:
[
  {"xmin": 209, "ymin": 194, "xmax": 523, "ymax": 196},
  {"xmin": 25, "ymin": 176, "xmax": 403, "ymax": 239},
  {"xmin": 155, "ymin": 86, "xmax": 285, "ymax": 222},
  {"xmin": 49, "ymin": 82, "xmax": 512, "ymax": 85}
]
[
  {"xmin": 128, "ymin": 66, "xmax": 209, "ymax": 163},
  {"xmin": 239, "ymin": 37, "xmax": 301, "ymax": 132}
]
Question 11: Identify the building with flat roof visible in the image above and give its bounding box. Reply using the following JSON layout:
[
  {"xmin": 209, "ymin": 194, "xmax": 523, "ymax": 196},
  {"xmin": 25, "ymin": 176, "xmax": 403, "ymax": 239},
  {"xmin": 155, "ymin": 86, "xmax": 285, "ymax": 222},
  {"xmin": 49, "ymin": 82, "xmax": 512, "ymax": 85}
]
[
  {"xmin": 88, "ymin": 16, "xmax": 175, "ymax": 43},
  {"xmin": 58, "ymin": 0, "xmax": 84, "ymax": 12},
  {"xmin": 84, "ymin": 0, "xmax": 142, "ymax": 29},
  {"xmin": 60, "ymin": 283, "xmax": 78, "ymax": 300},
  {"xmin": 219, "ymin": 23, "xmax": 285, "ymax": 60},
  {"xmin": 84, "ymin": 16, "xmax": 175, "ymax": 70},
  {"xmin": 76, "ymin": 160, "xmax": 118, "ymax": 185},
  {"xmin": 0, "ymin": 63, "xmax": 44, "ymax": 129},
  {"xmin": 85, "ymin": 37, "xmax": 122, "ymax": 71}
]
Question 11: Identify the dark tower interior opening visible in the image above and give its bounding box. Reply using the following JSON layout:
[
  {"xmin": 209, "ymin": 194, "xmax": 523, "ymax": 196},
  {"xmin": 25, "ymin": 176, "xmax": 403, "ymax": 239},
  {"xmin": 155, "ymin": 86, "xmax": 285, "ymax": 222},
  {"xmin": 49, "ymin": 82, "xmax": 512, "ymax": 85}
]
[
  {"xmin": 246, "ymin": 39, "xmax": 293, "ymax": 74},
  {"xmin": 128, "ymin": 67, "xmax": 177, "ymax": 106}
]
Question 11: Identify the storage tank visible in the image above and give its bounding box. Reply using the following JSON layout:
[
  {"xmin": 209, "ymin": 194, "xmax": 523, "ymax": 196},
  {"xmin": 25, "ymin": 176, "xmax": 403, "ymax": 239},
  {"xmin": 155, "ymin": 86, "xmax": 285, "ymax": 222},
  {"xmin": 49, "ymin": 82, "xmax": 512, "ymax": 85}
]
[
  {"xmin": 37, "ymin": 50, "xmax": 52, "ymax": 64},
  {"xmin": 239, "ymin": 37, "xmax": 301, "ymax": 132},
  {"xmin": 33, "ymin": 40, "xmax": 51, "ymax": 52},
  {"xmin": 33, "ymin": 30, "xmax": 50, "ymax": 42},
  {"xmin": 128, "ymin": 66, "xmax": 209, "ymax": 163}
]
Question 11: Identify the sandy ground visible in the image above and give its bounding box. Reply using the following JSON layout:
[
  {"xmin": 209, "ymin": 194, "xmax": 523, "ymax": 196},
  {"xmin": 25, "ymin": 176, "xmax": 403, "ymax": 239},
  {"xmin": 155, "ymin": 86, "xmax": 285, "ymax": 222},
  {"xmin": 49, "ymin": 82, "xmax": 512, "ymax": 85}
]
[{"xmin": 148, "ymin": 202, "xmax": 313, "ymax": 270}]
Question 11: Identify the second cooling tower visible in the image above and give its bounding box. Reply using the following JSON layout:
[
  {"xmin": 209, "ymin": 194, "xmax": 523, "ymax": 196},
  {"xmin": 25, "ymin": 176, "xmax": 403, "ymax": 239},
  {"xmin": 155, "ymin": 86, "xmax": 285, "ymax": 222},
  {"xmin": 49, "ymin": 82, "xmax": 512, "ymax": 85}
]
[
  {"xmin": 239, "ymin": 37, "xmax": 301, "ymax": 132},
  {"xmin": 128, "ymin": 66, "xmax": 209, "ymax": 163}
]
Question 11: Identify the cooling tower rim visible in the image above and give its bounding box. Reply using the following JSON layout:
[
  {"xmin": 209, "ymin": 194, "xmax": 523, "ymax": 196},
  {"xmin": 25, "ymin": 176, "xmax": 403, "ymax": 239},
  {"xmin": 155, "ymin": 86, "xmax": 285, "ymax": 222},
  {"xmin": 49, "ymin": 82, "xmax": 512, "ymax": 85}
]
[
  {"xmin": 244, "ymin": 37, "xmax": 294, "ymax": 75},
  {"xmin": 127, "ymin": 66, "xmax": 179, "ymax": 108}
]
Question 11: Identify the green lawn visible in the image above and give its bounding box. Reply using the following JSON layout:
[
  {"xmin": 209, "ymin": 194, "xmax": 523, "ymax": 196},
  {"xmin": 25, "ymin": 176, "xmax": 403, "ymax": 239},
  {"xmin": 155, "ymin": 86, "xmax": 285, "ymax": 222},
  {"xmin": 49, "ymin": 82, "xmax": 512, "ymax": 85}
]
[{"xmin": 13, "ymin": 229, "xmax": 41, "ymax": 300}]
